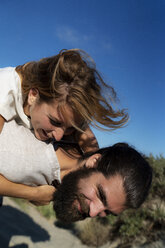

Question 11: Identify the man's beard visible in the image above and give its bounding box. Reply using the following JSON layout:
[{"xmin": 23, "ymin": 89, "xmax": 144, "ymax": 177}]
[{"xmin": 53, "ymin": 167, "xmax": 97, "ymax": 223}]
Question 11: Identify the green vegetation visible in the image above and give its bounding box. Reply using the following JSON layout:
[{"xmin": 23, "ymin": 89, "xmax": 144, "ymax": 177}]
[
  {"xmin": 10, "ymin": 197, "xmax": 29, "ymax": 212},
  {"xmin": 37, "ymin": 202, "xmax": 55, "ymax": 219},
  {"xmin": 11, "ymin": 198, "xmax": 55, "ymax": 220}
]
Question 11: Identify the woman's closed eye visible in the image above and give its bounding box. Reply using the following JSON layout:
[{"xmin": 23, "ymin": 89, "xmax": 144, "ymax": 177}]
[{"xmin": 49, "ymin": 118, "xmax": 62, "ymax": 127}]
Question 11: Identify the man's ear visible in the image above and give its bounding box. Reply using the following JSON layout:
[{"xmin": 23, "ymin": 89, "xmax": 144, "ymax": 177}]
[
  {"xmin": 85, "ymin": 153, "xmax": 102, "ymax": 168},
  {"xmin": 27, "ymin": 88, "xmax": 39, "ymax": 106}
]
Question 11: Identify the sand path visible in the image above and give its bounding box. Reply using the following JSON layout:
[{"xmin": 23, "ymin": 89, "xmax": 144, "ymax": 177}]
[{"xmin": 0, "ymin": 197, "xmax": 91, "ymax": 248}]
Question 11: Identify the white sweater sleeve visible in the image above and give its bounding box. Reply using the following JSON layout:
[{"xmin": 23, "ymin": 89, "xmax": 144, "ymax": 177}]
[
  {"xmin": 0, "ymin": 67, "xmax": 31, "ymax": 128},
  {"xmin": 0, "ymin": 120, "xmax": 61, "ymax": 186}
]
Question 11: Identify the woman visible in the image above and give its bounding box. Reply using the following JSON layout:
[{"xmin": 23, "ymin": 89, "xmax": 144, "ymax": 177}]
[{"xmin": 0, "ymin": 49, "xmax": 128, "ymax": 152}]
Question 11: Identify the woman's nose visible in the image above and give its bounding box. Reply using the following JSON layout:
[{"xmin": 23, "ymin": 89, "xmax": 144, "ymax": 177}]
[
  {"xmin": 89, "ymin": 202, "xmax": 106, "ymax": 218},
  {"xmin": 52, "ymin": 129, "xmax": 64, "ymax": 141}
]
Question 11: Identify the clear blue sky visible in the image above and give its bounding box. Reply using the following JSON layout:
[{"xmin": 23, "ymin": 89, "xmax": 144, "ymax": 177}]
[{"xmin": 0, "ymin": 0, "xmax": 164, "ymax": 156}]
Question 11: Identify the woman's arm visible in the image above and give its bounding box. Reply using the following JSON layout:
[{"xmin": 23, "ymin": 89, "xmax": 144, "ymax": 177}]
[
  {"xmin": 63, "ymin": 125, "xmax": 99, "ymax": 153},
  {"xmin": 56, "ymin": 147, "xmax": 84, "ymax": 179},
  {"xmin": 0, "ymin": 115, "xmax": 5, "ymax": 133},
  {"xmin": 76, "ymin": 126, "xmax": 99, "ymax": 153},
  {"xmin": 56, "ymin": 145, "xmax": 100, "ymax": 179},
  {"xmin": 0, "ymin": 174, "xmax": 55, "ymax": 205}
]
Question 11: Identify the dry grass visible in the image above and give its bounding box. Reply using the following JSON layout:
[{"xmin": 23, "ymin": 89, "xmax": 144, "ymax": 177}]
[{"xmin": 76, "ymin": 218, "xmax": 111, "ymax": 247}]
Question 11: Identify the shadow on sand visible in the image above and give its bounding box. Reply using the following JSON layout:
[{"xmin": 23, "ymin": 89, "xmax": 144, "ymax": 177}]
[
  {"xmin": 54, "ymin": 220, "xmax": 77, "ymax": 235},
  {"xmin": 0, "ymin": 205, "xmax": 50, "ymax": 248}
]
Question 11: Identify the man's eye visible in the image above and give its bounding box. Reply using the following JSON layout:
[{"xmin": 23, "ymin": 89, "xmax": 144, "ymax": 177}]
[{"xmin": 105, "ymin": 210, "xmax": 118, "ymax": 216}]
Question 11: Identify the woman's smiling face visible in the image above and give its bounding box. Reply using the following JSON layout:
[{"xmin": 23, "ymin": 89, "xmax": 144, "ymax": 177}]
[{"xmin": 24, "ymin": 89, "xmax": 80, "ymax": 141}]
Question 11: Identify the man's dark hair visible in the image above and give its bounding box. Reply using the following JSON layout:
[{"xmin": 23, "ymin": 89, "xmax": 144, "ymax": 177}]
[{"xmin": 96, "ymin": 143, "xmax": 152, "ymax": 209}]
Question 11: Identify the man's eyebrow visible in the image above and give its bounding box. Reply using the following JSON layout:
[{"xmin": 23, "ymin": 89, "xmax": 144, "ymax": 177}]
[{"xmin": 97, "ymin": 184, "xmax": 118, "ymax": 217}]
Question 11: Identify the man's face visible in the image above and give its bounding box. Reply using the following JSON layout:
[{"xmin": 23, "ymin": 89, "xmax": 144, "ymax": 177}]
[{"xmin": 53, "ymin": 168, "xmax": 126, "ymax": 223}]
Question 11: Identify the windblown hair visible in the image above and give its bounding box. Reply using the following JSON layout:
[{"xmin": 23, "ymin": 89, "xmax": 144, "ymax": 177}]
[
  {"xmin": 96, "ymin": 143, "xmax": 153, "ymax": 209},
  {"xmin": 16, "ymin": 49, "xmax": 128, "ymax": 131}
]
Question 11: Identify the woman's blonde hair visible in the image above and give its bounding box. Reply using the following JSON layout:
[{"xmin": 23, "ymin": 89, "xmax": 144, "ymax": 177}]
[{"xmin": 16, "ymin": 49, "xmax": 128, "ymax": 132}]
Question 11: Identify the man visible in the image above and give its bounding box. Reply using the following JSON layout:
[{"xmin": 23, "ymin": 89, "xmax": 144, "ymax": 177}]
[{"xmin": 0, "ymin": 120, "xmax": 152, "ymax": 222}]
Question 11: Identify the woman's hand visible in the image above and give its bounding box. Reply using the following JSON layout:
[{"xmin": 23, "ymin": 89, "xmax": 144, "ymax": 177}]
[
  {"xmin": 85, "ymin": 153, "xmax": 101, "ymax": 168},
  {"xmin": 30, "ymin": 185, "xmax": 56, "ymax": 206},
  {"xmin": 0, "ymin": 174, "xmax": 56, "ymax": 206}
]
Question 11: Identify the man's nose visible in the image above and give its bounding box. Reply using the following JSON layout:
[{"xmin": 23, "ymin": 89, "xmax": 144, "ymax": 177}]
[
  {"xmin": 52, "ymin": 129, "xmax": 64, "ymax": 141},
  {"xmin": 89, "ymin": 202, "xmax": 106, "ymax": 218}
]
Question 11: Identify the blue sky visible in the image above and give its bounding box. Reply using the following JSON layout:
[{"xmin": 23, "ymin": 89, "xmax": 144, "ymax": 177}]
[{"xmin": 0, "ymin": 0, "xmax": 164, "ymax": 156}]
